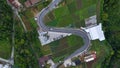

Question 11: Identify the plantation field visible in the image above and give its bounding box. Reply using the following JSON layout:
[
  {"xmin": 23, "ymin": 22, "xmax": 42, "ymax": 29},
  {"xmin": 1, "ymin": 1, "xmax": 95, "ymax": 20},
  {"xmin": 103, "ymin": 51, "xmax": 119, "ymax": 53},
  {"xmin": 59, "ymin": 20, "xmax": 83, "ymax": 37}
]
[{"xmin": 41, "ymin": 35, "xmax": 84, "ymax": 62}]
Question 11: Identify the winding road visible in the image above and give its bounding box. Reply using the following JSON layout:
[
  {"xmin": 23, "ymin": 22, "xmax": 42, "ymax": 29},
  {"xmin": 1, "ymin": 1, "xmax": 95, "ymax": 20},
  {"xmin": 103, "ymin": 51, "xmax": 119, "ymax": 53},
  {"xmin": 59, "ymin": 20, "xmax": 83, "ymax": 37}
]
[{"xmin": 37, "ymin": 0, "xmax": 90, "ymax": 61}]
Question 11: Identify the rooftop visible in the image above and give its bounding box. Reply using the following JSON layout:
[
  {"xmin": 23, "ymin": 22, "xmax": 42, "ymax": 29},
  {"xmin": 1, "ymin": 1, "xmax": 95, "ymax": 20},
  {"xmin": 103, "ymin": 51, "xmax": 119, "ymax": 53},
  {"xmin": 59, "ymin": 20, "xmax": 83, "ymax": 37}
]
[
  {"xmin": 0, "ymin": 64, "xmax": 11, "ymax": 68},
  {"xmin": 39, "ymin": 56, "xmax": 51, "ymax": 67},
  {"xmin": 24, "ymin": 0, "xmax": 41, "ymax": 7},
  {"xmin": 8, "ymin": 0, "xmax": 21, "ymax": 8},
  {"xmin": 24, "ymin": 0, "xmax": 31, "ymax": 8},
  {"xmin": 85, "ymin": 23, "xmax": 105, "ymax": 41}
]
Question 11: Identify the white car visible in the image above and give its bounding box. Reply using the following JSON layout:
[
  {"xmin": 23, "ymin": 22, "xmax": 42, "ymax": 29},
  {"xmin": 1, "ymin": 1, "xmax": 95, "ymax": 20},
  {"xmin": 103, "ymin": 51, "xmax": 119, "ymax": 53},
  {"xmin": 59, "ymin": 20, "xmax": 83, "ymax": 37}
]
[{"xmin": 34, "ymin": 17, "xmax": 37, "ymax": 21}]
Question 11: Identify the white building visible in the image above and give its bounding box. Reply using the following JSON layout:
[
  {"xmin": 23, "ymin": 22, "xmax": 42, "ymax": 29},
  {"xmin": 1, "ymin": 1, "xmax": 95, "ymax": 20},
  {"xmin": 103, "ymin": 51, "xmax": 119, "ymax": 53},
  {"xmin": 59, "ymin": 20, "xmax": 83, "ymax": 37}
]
[
  {"xmin": 84, "ymin": 54, "xmax": 96, "ymax": 62},
  {"xmin": 84, "ymin": 23, "xmax": 105, "ymax": 41},
  {"xmin": 0, "ymin": 64, "xmax": 11, "ymax": 68}
]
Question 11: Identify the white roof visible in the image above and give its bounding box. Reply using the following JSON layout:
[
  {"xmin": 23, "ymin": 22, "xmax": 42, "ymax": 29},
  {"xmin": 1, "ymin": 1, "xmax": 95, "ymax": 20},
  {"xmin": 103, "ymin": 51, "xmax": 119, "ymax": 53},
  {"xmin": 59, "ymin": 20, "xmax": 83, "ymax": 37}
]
[
  {"xmin": 84, "ymin": 57, "xmax": 94, "ymax": 62},
  {"xmin": 0, "ymin": 64, "xmax": 10, "ymax": 68},
  {"xmin": 64, "ymin": 59, "xmax": 72, "ymax": 67},
  {"xmin": 84, "ymin": 54, "xmax": 96, "ymax": 62},
  {"xmin": 0, "ymin": 64, "xmax": 3, "ymax": 68},
  {"xmin": 3, "ymin": 65, "xmax": 9, "ymax": 68},
  {"xmin": 85, "ymin": 23, "xmax": 105, "ymax": 41}
]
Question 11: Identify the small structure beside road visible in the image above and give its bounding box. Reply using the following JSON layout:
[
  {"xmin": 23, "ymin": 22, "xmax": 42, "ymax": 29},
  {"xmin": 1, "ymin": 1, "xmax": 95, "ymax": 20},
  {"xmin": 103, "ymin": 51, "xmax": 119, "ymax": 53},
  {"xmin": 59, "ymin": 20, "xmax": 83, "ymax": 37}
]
[
  {"xmin": 84, "ymin": 52, "xmax": 96, "ymax": 62},
  {"xmin": 39, "ymin": 55, "xmax": 55, "ymax": 68},
  {"xmin": 63, "ymin": 58, "xmax": 81, "ymax": 67},
  {"xmin": 39, "ymin": 56, "xmax": 51, "ymax": 67}
]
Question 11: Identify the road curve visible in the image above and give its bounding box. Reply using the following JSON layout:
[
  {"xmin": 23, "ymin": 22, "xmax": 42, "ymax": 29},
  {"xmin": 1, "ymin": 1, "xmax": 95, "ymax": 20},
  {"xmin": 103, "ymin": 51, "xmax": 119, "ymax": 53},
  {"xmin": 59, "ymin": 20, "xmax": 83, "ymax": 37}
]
[{"xmin": 37, "ymin": 0, "xmax": 90, "ymax": 61}]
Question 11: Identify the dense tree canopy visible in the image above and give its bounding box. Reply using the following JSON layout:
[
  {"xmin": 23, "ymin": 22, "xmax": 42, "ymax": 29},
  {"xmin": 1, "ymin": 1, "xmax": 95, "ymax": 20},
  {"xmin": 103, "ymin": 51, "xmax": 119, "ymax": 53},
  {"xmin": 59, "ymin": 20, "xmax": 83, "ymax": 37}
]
[
  {"xmin": 102, "ymin": 0, "xmax": 120, "ymax": 68},
  {"xmin": 0, "ymin": 1, "xmax": 13, "ymax": 41}
]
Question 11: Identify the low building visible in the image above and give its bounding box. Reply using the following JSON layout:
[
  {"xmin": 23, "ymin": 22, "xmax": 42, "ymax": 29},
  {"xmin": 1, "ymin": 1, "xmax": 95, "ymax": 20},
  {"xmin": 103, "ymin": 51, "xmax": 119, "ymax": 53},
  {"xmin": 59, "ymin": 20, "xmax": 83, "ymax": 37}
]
[
  {"xmin": 64, "ymin": 59, "xmax": 73, "ymax": 67},
  {"xmin": 24, "ymin": 0, "xmax": 32, "ymax": 8},
  {"xmin": 84, "ymin": 53, "xmax": 96, "ymax": 62},
  {"xmin": 24, "ymin": 0, "xmax": 41, "ymax": 7},
  {"xmin": 39, "ymin": 56, "xmax": 51, "ymax": 68},
  {"xmin": 63, "ymin": 59, "xmax": 82, "ymax": 67},
  {"xmin": 8, "ymin": 0, "xmax": 21, "ymax": 9},
  {"xmin": 0, "ymin": 64, "xmax": 11, "ymax": 68},
  {"xmin": 84, "ymin": 23, "xmax": 105, "ymax": 41}
]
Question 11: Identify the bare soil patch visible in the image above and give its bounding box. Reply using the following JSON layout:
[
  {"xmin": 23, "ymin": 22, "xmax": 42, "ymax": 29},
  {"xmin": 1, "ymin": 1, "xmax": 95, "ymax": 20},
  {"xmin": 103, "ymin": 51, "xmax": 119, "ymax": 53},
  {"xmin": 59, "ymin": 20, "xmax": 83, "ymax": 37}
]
[{"xmin": 22, "ymin": 16, "xmax": 32, "ymax": 31}]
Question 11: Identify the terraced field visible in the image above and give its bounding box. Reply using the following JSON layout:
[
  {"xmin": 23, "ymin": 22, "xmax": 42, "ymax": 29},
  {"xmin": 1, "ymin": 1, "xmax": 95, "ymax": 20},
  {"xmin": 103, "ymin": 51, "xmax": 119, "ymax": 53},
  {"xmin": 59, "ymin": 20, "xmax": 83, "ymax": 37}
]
[
  {"xmin": 44, "ymin": 0, "xmax": 98, "ymax": 28},
  {"xmin": 42, "ymin": 0, "xmax": 99, "ymax": 62}
]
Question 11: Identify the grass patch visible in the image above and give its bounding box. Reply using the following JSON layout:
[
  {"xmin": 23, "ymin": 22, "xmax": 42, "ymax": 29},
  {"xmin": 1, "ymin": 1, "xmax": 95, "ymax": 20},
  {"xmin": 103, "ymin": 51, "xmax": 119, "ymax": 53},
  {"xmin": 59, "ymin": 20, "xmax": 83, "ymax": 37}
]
[
  {"xmin": 67, "ymin": 0, "xmax": 77, "ymax": 13},
  {"xmin": 46, "ymin": 19, "xmax": 58, "ymax": 27},
  {"xmin": 76, "ymin": 4, "xmax": 96, "ymax": 21},
  {"xmin": 53, "ymin": 6, "xmax": 70, "ymax": 19},
  {"xmin": 41, "ymin": 45, "xmax": 52, "ymax": 55},
  {"xmin": 36, "ymin": 3, "xmax": 44, "ymax": 11},
  {"xmin": 89, "ymin": 40, "xmax": 113, "ymax": 68},
  {"xmin": 0, "ymin": 41, "xmax": 11, "ymax": 59},
  {"xmin": 57, "ymin": 15, "xmax": 73, "ymax": 27},
  {"xmin": 29, "ymin": 18, "xmax": 38, "ymax": 28},
  {"xmin": 64, "ymin": 0, "xmax": 74, "ymax": 5},
  {"xmin": 82, "ymin": 0, "xmax": 97, "ymax": 8},
  {"xmin": 67, "ymin": 35, "xmax": 83, "ymax": 47}
]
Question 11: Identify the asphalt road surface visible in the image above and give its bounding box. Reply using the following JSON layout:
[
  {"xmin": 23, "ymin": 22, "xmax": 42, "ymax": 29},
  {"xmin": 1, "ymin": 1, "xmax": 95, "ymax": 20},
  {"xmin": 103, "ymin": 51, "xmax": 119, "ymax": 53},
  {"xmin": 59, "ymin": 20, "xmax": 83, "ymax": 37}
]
[{"xmin": 37, "ymin": 0, "xmax": 91, "ymax": 61}]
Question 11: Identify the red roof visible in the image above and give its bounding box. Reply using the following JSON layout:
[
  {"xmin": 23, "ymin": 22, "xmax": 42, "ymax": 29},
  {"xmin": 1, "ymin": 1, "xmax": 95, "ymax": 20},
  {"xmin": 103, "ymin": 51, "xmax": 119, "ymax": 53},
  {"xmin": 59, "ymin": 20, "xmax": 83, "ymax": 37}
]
[{"xmin": 8, "ymin": 0, "xmax": 20, "ymax": 8}]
